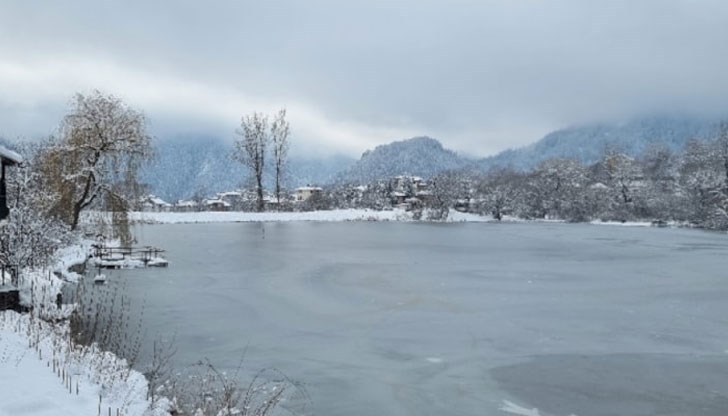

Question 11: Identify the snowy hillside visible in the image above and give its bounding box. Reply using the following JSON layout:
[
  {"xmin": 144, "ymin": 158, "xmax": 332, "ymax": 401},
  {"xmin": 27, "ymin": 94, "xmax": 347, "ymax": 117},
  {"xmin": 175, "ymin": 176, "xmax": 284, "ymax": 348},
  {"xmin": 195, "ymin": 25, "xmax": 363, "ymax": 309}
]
[
  {"xmin": 335, "ymin": 136, "xmax": 474, "ymax": 184},
  {"xmin": 480, "ymin": 115, "xmax": 722, "ymax": 171},
  {"xmin": 140, "ymin": 136, "xmax": 245, "ymax": 202}
]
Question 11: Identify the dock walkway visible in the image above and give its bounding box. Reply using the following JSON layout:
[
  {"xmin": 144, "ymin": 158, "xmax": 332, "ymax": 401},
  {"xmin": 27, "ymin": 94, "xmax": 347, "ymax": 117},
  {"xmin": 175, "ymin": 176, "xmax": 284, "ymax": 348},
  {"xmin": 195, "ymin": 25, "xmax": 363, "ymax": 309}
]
[{"xmin": 90, "ymin": 244, "xmax": 169, "ymax": 269}]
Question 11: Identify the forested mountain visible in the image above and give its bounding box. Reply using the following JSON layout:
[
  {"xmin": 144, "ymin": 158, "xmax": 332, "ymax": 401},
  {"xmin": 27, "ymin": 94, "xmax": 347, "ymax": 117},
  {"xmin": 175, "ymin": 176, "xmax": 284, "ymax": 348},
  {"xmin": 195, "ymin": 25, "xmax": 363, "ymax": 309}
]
[
  {"xmin": 140, "ymin": 136, "xmax": 355, "ymax": 201},
  {"xmin": 140, "ymin": 137, "xmax": 243, "ymax": 201},
  {"xmin": 479, "ymin": 115, "xmax": 722, "ymax": 171},
  {"xmin": 287, "ymin": 155, "xmax": 356, "ymax": 189},
  {"xmin": 334, "ymin": 136, "xmax": 474, "ymax": 184}
]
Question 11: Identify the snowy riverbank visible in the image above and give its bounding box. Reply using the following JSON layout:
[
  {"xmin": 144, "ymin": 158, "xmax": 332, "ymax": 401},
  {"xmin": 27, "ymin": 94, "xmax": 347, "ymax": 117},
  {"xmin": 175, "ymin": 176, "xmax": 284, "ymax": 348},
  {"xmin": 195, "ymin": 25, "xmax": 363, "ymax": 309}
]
[
  {"xmin": 0, "ymin": 312, "xmax": 169, "ymax": 416},
  {"xmin": 0, "ymin": 241, "xmax": 170, "ymax": 416},
  {"xmin": 128, "ymin": 209, "xmax": 674, "ymax": 229},
  {"xmin": 129, "ymin": 208, "xmax": 492, "ymax": 224}
]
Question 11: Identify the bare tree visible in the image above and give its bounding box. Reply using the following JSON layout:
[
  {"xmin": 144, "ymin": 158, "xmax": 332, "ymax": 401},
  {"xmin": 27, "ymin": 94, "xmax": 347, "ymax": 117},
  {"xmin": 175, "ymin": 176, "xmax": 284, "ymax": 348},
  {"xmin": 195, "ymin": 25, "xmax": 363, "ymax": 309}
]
[
  {"xmin": 270, "ymin": 109, "xmax": 290, "ymax": 208},
  {"xmin": 233, "ymin": 113, "xmax": 268, "ymax": 212},
  {"xmin": 144, "ymin": 334, "xmax": 177, "ymax": 406},
  {"xmin": 38, "ymin": 91, "xmax": 152, "ymax": 231}
]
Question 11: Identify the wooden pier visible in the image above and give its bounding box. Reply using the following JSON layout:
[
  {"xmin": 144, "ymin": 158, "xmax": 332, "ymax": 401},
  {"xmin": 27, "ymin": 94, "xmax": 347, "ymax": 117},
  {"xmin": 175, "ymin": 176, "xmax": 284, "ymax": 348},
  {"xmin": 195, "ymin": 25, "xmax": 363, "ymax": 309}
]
[{"xmin": 91, "ymin": 244, "xmax": 168, "ymax": 269}]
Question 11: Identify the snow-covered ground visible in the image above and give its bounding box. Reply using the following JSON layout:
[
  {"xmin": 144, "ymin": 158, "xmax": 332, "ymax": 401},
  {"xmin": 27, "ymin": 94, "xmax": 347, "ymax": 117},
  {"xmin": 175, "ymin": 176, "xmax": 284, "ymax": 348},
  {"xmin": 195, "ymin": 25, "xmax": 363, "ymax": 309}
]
[
  {"xmin": 0, "ymin": 239, "xmax": 169, "ymax": 416},
  {"xmin": 129, "ymin": 209, "xmax": 670, "ymax": 229},
  {"xmin": 129, "ymin": 208, "xmax": 492, "ymax": 224},
  {"xmin": 15, "ymin": 240, "xmax": 93, "ymax": 320},
  {"xmin": 0, "ymin": 311, "xmax": 169, "ymax": 416},
  {"xmin": 589, "ymin": 220, "xmax": 654, "ymax": 227}
]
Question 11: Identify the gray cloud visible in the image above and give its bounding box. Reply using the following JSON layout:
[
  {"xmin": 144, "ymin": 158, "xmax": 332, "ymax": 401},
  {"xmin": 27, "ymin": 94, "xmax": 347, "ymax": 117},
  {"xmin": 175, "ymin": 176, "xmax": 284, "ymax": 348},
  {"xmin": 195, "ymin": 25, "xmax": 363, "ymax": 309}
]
[{"xmin": 1, "ymin": 0, "xmax": 728, "ymax": 157}]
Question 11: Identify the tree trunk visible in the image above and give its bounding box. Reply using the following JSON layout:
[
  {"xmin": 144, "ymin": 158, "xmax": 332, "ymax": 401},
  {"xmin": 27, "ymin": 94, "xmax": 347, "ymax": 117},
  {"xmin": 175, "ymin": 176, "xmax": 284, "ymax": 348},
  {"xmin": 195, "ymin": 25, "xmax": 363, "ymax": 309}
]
[
  {"xmin": 275, "ymin": 168, "xmax": 281, "ymax": 210},
  {"xmin": 256, "ymin": 178, "xmax": 264, "ymax": 212}
]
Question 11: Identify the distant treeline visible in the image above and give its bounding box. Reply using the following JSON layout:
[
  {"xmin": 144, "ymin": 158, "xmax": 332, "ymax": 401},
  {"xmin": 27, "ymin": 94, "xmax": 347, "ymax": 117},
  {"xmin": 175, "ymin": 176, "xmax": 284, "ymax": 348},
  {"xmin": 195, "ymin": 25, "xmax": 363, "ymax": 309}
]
[{"xmin": 320, "ymin": 124, "xmax": 728, "ymax": 230}]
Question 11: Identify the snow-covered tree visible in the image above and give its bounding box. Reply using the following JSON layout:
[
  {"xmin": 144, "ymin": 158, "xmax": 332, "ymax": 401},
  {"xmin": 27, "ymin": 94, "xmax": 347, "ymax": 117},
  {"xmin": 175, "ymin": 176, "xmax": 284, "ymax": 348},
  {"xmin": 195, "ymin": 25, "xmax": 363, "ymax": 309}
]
[
  {"xmin": 0, "ymin": 143, "xmax": 72, "ymax": 270},
  {"xmin": 428, "ymin": 171, "xmax": 471, "ymax": 220},
  {"xmin": 359, "ymin": 180, "xmax": 392, "ymax": 210},
  {"xmin": 524, "ymin": 158, "xmax": 588, "ymax": 220},
  {"xmin": 638, "ymin": 144, "xmax": 683, "ymax": 220},
  {"xmin": 270, "ymin": 109, "xmax": 290, "ymax": 207},
  {"xmin": 233, "ymin": 112, "xmax": 268, "ymax": 212},
  {"xmin": 592, "ymin": 150, "xmax": 646, "ymax": 221},
  {"xmin": 678, "ymin": 124, "xmax": 728, "ymax": 229},
  {"xmin": 475, "ymin": 169, "xmax": 523, "ymax": 221},
  {"xmin": 37, "ymin": 91, "xmax": 152, "ymax": 231}
]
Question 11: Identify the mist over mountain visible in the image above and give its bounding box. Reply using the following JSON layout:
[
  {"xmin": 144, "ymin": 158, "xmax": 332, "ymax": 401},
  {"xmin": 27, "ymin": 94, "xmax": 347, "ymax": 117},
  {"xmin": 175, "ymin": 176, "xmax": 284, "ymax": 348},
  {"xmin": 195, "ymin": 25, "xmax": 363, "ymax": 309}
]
[
  {"xmin": 334, "ymin": 136, "xmax": 474, "ymax": 184},
  {"xmin": 140, "ymin": 136, "xmax": 355, "ymax": 201},
  {"xmin": 287, "ymin": 155, "xmax": 355, "ymax": 188},
  {"xmin": 140, "ymin": 115, "xmax": 726, "ymax": 201},
  {"xmin": 479, "ymin": 115, "xmax": 722, "ymax": 171}
]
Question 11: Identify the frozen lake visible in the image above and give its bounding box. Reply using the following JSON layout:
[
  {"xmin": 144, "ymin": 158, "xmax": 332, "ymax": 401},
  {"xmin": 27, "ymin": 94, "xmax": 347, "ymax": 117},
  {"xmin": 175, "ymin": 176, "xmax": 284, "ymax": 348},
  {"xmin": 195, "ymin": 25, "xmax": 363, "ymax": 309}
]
[{"xmin": 112, "ymin": 222, "xmax": 728, "ymax": 416}]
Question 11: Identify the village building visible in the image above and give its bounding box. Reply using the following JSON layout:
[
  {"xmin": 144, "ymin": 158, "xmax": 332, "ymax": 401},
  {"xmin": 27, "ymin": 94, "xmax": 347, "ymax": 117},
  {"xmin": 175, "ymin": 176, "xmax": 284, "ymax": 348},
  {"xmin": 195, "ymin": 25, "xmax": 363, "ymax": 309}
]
[
  {"xmin": 204, "ymin": 198, "xmax": 231, "ymax": 211},
  {"xmin": 294, "ymin": 186, "xmax": 323, "ymax": 202},
  {"xmin": 174, "ymin": 199, "xmax": 199, "ymax": 212},
  {"xmin": 141, "ymin": 195, "xmax": 173, "ymax": 212},
  {"xmin": 217, "ymin": 191, "xmax": 243, "ymax": 208},
  {"xmin": 388, "ymin": 176, "xmax": 432, "ymax": 210}
]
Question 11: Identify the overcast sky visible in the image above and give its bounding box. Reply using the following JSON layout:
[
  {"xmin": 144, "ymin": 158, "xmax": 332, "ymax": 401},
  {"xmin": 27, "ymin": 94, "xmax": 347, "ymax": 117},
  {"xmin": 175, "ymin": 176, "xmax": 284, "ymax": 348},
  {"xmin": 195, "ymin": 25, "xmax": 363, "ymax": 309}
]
[{"xmin": 1, "ymin": 0, "xmax": 728, "ymax": 157}]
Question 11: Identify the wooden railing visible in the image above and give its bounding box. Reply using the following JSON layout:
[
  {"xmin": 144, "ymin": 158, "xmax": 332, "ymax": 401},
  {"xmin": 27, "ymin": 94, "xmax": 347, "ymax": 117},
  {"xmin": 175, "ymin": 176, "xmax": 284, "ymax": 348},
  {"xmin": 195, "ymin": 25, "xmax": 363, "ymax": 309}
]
[{"xmin": 91, "ymin": 244, "xmax": 166, "ymax": 266}]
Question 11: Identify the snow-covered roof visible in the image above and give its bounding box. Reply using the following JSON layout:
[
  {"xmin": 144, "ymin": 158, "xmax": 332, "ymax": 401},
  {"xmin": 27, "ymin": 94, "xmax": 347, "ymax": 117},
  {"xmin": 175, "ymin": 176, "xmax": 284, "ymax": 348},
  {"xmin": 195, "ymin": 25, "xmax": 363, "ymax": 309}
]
[
  {"xmin": 391, "ymin": 191, "xmax": 407, "ymax": 197},
  {"xmin": 147, "ymin": 195, "xmax": 172, "ymax": 206},
  {"xmin": 0, "ymin": 145, "xmax": 22, "ymax": 165},
  {"xmin": 218, "ymin": 191, "xmax": 242, "ymax": 198},
  {"xmin": 176, "ymin": 200, "xmax": 198, "ymax": 207},
  {"xmin": 296, "ymin": 186, "xmax": 323, "ymax": 192},
  {"xmin": 204, "ymin": 199, "xmax": 231, "ymax": 207}
]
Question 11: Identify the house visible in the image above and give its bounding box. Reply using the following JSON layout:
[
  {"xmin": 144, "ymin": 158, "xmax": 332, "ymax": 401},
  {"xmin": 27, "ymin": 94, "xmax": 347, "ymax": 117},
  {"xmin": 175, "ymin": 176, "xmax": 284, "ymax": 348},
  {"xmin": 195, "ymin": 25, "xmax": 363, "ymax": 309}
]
[
  {"xmin": 454, "ymin": 198, "xmax": 471, "ymax": 212},
  {"xmin": 294, "ymin": 186, "xmax": 323, "ymax": 202},
  {"xmin": 0, "ymin": 145, "xmax": 22, "ymax": 222},
  {"xmin": 391, "ymin": 191, "xmax": 407, "ymax": 206},
  {"xmin": 141, "ymin": 195, "xmax": 173, "ymax": 212},
  {"xmin": 263, "ymin": 193, "xmax": 284, "ymax": 210},
  {"xmin": 175, "ymin": 199, "xmax": 199, "ymax": 212},
  {"xmin": 204, "ymin": 198, "xmax": 231, "ymax": 211},
  {"xmin": 383, "ymin": 176, "xmax": 436, "ymax": 210},
  {"xmin": 218, "ymin": 191, "xmax": 243, "ymax": 209}
]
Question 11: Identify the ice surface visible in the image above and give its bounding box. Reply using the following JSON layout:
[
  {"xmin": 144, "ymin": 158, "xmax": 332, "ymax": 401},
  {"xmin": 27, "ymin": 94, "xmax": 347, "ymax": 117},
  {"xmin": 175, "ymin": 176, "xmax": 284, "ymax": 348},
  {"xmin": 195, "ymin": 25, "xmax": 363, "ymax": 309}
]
[{"xmin": 117, "ymin": 222, "xmax": 728, "ymax": 416}]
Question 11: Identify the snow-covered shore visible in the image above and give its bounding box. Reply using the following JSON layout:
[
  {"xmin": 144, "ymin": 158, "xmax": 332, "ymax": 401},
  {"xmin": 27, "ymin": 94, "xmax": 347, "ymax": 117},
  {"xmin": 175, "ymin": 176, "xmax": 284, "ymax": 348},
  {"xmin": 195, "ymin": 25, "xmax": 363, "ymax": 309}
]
[
  {"xmin": 129, "ymin": 208, "xmax": 492, "ymax": 224},
  {"xmin": 0, "ymin": 312, "xmax": 169, "ymax": 416},
  {"xmin": 129, "ymin": 209, "xmax": 670, "ymax": 229},
  {"xmin": 0, "ymin": 241, "xmax": 170, "ymax": 416}
]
